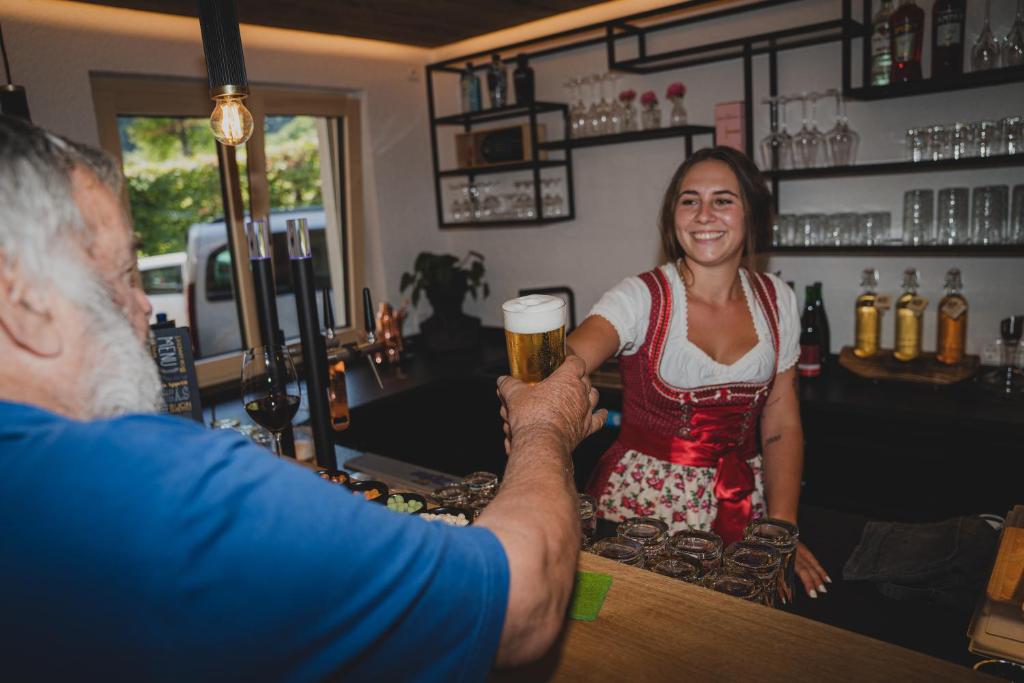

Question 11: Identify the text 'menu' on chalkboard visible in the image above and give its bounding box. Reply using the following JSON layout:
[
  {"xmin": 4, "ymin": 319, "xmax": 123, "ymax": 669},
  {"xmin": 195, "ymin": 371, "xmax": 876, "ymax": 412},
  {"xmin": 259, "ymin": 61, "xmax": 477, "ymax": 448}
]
[{"xmin": 149, "ymin": 324, "xmax": 203, "ymax": 422}]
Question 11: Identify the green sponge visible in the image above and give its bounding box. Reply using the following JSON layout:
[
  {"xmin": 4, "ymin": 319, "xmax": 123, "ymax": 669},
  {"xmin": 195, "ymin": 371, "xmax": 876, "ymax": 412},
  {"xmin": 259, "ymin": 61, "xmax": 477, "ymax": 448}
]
[{"xmin": 569, "ymin": 571, "xmax": 613, "ymax": 621}]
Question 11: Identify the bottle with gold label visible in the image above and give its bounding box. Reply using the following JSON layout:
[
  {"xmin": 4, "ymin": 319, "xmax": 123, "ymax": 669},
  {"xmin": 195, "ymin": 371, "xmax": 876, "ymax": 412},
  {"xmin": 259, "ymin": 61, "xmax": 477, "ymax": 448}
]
[
  {"xmin": 854, "ymin": 269, "xmax": 882, "ymax": 358},
  {"xmin": 936, "ymin": 268, "xmax": 967, "ymax": 365},
  {"xmin": 894, "ymin": 268, "xmax": 926, "ymax": 362}
]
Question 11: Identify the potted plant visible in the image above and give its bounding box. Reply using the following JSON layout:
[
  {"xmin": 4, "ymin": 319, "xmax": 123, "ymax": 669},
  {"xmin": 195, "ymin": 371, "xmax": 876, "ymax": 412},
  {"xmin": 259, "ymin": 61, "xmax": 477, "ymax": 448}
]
[{"xmin": 401, "ymin": 251, "xmax": 489, "ymax": 351}]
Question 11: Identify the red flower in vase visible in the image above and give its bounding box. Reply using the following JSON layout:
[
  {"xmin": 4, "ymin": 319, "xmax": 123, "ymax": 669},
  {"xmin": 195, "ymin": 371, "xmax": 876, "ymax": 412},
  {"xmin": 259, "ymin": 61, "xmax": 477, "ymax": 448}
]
[
  {"xmin": 639, "ymin": 90, "xmax": 658, "ymax": 107},
  {"xmin": 666, "ymin": 82, "xmax": 687, "ymax": 99},
  {"xmin": 618, "ymin": 89, "xmax": 636, "ymax": 103}
]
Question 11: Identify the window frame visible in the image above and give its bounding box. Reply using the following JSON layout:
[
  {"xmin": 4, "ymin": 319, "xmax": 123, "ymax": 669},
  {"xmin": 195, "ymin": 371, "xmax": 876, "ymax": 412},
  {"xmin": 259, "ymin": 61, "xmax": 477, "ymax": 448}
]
[{"xmin": 91, "ymin": 73, "xmax": 366, "ymax": 389}]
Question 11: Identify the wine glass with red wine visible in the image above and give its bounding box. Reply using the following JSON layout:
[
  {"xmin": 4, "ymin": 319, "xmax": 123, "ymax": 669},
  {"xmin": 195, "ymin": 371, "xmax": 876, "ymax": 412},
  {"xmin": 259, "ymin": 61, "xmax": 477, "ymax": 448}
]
[{"xmin": 241, "ymin": 345, "xmax": 301, "ymax": 455}]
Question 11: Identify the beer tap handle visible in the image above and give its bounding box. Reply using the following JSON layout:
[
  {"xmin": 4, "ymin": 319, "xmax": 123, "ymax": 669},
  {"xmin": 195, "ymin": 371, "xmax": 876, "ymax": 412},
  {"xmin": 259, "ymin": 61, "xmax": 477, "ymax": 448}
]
[
  {"xmin": 362, "ymin": 287, "xmax": 376, "ymax": 344},
  {"xmin": 361, "ymin": 287, "xmax": 384, "ymax": 389}
]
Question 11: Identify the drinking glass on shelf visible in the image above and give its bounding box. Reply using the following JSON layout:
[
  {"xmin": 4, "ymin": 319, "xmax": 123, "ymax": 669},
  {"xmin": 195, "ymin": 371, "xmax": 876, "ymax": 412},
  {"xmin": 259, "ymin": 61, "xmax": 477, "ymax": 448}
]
[
  {"xmin": 796, "ymin": 213, "xmax": 825, "ymax": 246},
  {"xmin": 583, "ymin": 75, "xmax": 602, "ymax": 137},
  {"xmin": 778, "ymin": 214, "xmax": 797, "ymax": 246},
  {"xmin": 564, "ymin": 77, "xmax": 586, "ymax": 139},
  {"xmin": 241, "ymin": 345, "xmax": 301, "ymax": 457},
  {"xmin": 905, "ymin": 127, "xmax": 929, "ymax": 162},
  {"xmin": 903, "ymin": 189, "xmax": 934, "ymax": 246},
  {"xmin": 792, "ymin": 93, "xmax": 822, "ymax": 168},
  {"xmin": 927, "ymin": 124, "xmax": 950, "ymax": 161},
  {"xmin": 480, "ymin": 181, "xmax": 500, "ymax": 221},
  {"xmin": 607, "ymin": 73, "xmax": 625, "ymax": 133},
  {"xmin": 950, "ymin": 122, "xmax": 974, "ymax": 159},
  {"xmin": 1011, "ymin": 185, "xmax": 1024, "ymax": 244},
  {"xmin": 760, "ymin": 96, "xmax": 794, "ymax": 171},
  {"xmin": 858, "ymin": 212, "xmax": 889, "ymax": 246},
  {"xmin": 826, "ymin": 213, "xmax": 851, "ymax": 247},
  {"xmin": 974, "ymin": 120, "xmax": 1003, "ymax": 158},
  {"xmin": 448, "ymin": 183, "xmax": 467, "ymax": 223},
  {"xmin": 972, "ymin": 185, "xmax": 1009, "ymax": 245},
  {"xmin": 825, "ymin": 89, "xmax": 859, "ymax": 166},
  {"xmin": 1005, "ymin": 0, "xmax": 1024, "ymax": 67},
  {"xmin": 972, "ymin": 0, "xmax": 1000, "ymax": 71},
  {"xmin": 597, "ymin": 74, "xmax": 615, "ymax": 135},
  {"xmin": 1003, "ymin": 116, "xmax": 1023, "ymax": 155},
  {"xmin": 937, "ymin": 188, "xmax": 969, "ymax": 245}
]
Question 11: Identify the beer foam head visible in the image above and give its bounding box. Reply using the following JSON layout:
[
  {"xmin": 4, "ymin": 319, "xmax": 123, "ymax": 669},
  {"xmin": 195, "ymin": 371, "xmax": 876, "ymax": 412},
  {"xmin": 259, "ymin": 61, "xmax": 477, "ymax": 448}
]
[{"xmin": 502, "ymin": 295, "xmax": 566, "ymax": 334}]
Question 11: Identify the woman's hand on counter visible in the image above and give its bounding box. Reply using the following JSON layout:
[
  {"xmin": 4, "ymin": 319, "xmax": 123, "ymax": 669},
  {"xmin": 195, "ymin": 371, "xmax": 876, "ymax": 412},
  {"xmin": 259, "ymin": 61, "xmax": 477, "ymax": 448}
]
[{"xmin": 795, "ymin": 541, "xmax": 832, "ymax": 599}]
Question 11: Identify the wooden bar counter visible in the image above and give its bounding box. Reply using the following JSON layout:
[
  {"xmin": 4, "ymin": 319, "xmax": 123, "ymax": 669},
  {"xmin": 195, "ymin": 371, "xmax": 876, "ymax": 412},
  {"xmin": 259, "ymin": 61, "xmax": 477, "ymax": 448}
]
[{"xmin": 491, "ymin": 553, "xmax": 988, "ymax": 682}]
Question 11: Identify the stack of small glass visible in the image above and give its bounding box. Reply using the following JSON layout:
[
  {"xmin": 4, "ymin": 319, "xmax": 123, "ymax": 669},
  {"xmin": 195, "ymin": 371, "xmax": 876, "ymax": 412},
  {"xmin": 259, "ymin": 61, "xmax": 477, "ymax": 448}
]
[
  {"xmin": 904, "ymin": 184, "xmax": 1024, "ymax": 246},
  {"xmin": 588, "ymin": 515, "xmax": 801, "ymax": 608},
  {"xmin": 773, "ymin": 212, "xmax": 893, "ymax": 247},
  {"xmin": 905, "ymin": 116, "xmax": 1022, "ymax": 162},
  {"xmin": 760, "ymin": 89, "xmax": 859, "ymax": 170},
  {"xmin": 564, "ymin": 73, "xmax": 631, "ymax": 138},
  {"xmin": 447, "ymin": 178, "xmax": 567, "ymax": 223}
]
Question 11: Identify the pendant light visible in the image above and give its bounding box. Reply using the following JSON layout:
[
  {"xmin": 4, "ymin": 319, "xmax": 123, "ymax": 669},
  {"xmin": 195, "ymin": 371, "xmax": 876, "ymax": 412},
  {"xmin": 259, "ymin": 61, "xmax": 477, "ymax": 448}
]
[
  {"xmin": 197, "ymin": 0, "xmax": 253, "ymax": 146},
  {"xmin": 0, "ymin": 23, "xmax": 31, "ymax": 121}
]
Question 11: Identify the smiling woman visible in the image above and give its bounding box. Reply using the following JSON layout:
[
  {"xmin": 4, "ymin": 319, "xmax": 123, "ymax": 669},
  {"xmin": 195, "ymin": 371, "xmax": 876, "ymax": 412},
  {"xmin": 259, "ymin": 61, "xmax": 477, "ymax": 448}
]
[{"xmin": 566, "ymin": 145, "xmax": 832, "ymax": 603}]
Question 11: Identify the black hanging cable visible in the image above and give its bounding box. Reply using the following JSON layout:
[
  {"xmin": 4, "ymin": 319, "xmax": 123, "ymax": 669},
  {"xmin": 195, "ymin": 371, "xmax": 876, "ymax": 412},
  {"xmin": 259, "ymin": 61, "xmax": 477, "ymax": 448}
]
[{"xmin": 1, "ymin": 23, "xmax": 14, "ymax": 85}]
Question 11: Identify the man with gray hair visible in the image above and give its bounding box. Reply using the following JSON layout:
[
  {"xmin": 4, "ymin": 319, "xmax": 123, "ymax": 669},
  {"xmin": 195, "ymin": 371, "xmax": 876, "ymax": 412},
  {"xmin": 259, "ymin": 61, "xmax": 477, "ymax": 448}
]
[{"xmin": 0, "ymin": 115, "xmax": 606, "ymax": 682}]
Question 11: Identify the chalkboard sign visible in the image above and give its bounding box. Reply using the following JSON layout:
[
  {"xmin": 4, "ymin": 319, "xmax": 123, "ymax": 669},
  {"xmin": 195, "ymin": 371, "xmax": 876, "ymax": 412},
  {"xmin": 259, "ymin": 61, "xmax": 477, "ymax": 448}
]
[{"xmin": 149, "ymin": 325, "xmax": 203, "ymax": 422}]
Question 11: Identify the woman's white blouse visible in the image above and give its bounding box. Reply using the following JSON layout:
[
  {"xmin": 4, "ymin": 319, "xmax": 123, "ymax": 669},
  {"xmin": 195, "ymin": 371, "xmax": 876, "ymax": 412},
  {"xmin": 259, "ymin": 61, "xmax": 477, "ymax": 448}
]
[{"xmin": 588, "ymin": 264, "xmax": 801, "ymax": 387}]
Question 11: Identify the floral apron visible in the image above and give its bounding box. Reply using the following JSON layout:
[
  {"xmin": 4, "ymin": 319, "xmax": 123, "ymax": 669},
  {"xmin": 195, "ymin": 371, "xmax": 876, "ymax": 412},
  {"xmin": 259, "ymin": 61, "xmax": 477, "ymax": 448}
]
[{"xmin": 586, "ymin": 268, "xmax": 781, "ymax": 547}]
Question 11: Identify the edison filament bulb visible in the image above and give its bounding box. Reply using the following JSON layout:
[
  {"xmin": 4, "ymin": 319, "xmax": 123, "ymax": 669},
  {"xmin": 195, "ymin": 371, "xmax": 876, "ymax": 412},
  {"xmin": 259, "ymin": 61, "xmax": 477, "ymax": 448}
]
[{"xmin": 209, "ymin": 94, "xmax": 254, "ymax": 146}]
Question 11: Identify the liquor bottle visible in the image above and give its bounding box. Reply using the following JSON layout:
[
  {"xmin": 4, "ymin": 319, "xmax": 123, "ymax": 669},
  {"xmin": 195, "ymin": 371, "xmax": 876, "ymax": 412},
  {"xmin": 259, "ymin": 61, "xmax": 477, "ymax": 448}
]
[
  {"xmin": 798, "ymin": 285, "xmax": 823, "ymax": 378},
  {"xmin": 513, "ymin": 53, "xmax": 535, "ymax": 105},
  {"xmin": 894, "ymin": 268, "xmax": 926, "ymax": 362},
  {"xmin": 931, "ymin": 0, "xmax": 966, "ymax": 80},
  {"xmin": 890, "ymin": 0, "xmax": 925, "ymax": 83},
  {"xmin": 322, "ymin": 290, "xmax": 350, "ymax": 431},
  {"xmin": 871, "ymin": 0, "xmax": 895, "ymax": 86},
  {"xmin": 486, "ymin": 54, "xmax": 509, "ymax": 109},
  {"xmin": 854, "ymin": 269, "xmax": 882, "ymax": 358},
  {"xmin": 460, "ymin": 63, "xmax": 481, "ymax": 113},
  {"xmin": 813, "ymin": 282, "xmax": 831, "ymax": 364},
  {"xmin": 936, "ymin": 268, "xmax": 968, "ymax": 365}
]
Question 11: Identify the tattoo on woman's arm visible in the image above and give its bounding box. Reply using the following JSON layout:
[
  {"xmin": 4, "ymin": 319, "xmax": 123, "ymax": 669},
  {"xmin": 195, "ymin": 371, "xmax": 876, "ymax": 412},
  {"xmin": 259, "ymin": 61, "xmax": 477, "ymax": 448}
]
[{"xmin": 764, "ymin": 434, "xmax": 782, "ymax": 448}]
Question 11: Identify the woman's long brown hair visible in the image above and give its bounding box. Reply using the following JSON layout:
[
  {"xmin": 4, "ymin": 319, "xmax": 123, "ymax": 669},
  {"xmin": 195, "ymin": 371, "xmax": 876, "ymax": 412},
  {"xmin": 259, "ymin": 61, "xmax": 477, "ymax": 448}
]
[{"xmin": 657, "ymin": 146, "xmax": 773, "ymax": 282}]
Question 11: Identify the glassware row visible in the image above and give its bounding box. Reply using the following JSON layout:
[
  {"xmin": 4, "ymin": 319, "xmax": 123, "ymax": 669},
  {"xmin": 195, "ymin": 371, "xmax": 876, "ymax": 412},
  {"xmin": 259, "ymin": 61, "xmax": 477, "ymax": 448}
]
[
  {"xmin": 905, "ymin": 116, "xmax": 1022, "ymax": 162},
  {"xmin": 447, "ymin": 178, "xmax": 567, "ymax": 223}
]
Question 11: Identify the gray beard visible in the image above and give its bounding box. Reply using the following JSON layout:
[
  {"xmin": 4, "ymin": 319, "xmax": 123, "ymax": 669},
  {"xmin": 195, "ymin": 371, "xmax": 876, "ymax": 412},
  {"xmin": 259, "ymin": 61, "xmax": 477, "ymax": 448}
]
[{"xmin": 61, "ymin": 260, "xmax": 164, "ymax": 418}]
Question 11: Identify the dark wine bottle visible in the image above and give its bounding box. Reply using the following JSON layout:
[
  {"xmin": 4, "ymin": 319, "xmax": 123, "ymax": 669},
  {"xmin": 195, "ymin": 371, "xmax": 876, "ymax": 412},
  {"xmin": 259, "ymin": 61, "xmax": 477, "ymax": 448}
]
[
  {"xmin": 931, "ymin": 0, "xmax": 966, "ymax": 80},
  {"xmin": 813, "ymin": 282, "xmax": 830, "ymax": 365},
  {"xmin": 798, "ymin": 285, "xmax": 822, "ymax": 378},
  {"xmin": 890, "ymin": 0, "xmax": 925, "ymax": 82},
  {"xmin": 513, "ymin": 53, "xmax": 535, "ymax": 105}
]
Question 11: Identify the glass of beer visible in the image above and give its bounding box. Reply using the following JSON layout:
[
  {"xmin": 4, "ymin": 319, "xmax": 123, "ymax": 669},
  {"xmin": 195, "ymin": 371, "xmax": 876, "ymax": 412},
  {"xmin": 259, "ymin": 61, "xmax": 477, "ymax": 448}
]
[{"xmin": 502, "ymin": 294, "xmax": 567, "ymax": 384}]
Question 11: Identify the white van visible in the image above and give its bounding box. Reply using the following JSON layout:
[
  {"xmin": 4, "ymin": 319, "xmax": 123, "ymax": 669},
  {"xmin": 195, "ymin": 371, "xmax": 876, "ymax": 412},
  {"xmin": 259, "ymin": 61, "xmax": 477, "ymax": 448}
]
[
  {"xmin": 139, "ymin": 251, "xmax": 187, "ymax": 326},
  {"xmin": 185, "ymin": 208, "xmax": 331, "ymax": 358}
]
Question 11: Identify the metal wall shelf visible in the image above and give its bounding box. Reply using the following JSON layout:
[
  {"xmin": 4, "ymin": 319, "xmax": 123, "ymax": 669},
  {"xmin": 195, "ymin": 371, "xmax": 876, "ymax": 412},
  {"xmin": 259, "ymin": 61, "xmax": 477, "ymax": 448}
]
[
  {"xmin": 438, "ymin": 160, "xmax": 570, "ymax": 178},
  {"xmin": 767, "ymin": 245, "xmax": 1024, "ymax": 257},
  {"xmin": 440, "ymin": 216, "xmax": 575, "ymax": 229},
  {"xmin": 433, "ymin": 101, "xmax": 566, "ymax": 126},
  {"xmin": 609, "ymin": 19, "xmax": 864, "ymax": 74},
  {"xmin": 845, "ymin": 65, "xmax": 1024, "ymax": 101},
  {"xmin": 765, "ymin": 154, "xmax": 1024, "ymax": 180},
  {"xmin": 538, "ymin": 125, "xmax": 715, "ymax": 151}
]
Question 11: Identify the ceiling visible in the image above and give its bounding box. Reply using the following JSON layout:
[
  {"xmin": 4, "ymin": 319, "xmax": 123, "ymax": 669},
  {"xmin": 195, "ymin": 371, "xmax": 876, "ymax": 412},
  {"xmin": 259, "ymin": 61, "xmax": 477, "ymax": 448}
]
[{"xmin": 72, "ymin": 0, "xmax": 613, "ymax": 48}]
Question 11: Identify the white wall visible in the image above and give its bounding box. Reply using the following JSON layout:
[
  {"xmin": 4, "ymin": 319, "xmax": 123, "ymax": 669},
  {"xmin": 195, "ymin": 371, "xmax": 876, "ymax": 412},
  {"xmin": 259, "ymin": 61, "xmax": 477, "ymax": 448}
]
[{"xmin": 3, "ymin": 0, "xmax": 1021, "ymax": 355}]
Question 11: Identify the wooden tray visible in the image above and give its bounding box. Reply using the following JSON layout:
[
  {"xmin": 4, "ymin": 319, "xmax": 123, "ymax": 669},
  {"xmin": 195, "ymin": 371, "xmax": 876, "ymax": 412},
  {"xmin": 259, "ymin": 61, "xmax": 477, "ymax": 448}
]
[{"xmin": 838, "ymin": 346, "xmax": 980, "ymax": 385}]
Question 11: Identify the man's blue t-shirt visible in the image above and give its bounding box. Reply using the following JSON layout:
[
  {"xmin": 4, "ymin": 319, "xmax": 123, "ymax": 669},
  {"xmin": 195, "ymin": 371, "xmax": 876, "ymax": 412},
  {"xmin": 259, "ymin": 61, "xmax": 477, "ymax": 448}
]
[{"xmin": 0, "ymin": 401, "xmax": 509, "ymax": 682}]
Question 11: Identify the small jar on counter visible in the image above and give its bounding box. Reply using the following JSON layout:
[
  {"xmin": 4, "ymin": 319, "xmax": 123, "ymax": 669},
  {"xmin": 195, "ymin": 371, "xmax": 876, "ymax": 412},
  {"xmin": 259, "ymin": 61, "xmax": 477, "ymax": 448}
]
[
  {"xmin": 744, "ymin": 518, "xmax": 799, "ymax": 604},
  {"xmin": 650, "ymin": 553, "xmax": 702, "ymax": 583},
  {"xmin": 591, "ymin": 536, "xmax": 644, "ymax": 568},
  {"xmin": 668, "ymin": 529, "xmax": 723, "ymax": 576},
  {"xmin": 578, "ymin": 493, "xmax": 598, "ymax": 549},
  {"xmin": 462, "ymin": 471, "xmax": 499, "ymax": 498},
  {"xmin": 432, "ymin": 484, "xmax": 471, "ymax": 508},
  {"xmin": 705, "ymin": 570, "xmax": 763, "ymax": 603},
  {"xmin": 617, "ymin": 517, "xmax": 669, "ymax": 563},
  {"xmin": 724, "ymin": 540, "xmax": 782, "ymax": 607}
]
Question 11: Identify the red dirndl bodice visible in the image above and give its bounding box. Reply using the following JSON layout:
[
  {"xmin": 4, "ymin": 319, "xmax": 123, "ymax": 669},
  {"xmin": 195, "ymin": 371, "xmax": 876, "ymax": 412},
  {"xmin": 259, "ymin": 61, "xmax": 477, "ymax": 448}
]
[{"xmin": 586, "ymin": 267, "xmax": 781, "ymax": 546}]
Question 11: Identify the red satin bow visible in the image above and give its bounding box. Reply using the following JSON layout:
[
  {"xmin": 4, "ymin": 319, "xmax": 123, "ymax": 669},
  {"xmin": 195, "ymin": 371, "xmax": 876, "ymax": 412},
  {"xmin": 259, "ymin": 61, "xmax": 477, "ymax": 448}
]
[{"xmin": 619, "ymin": 418, "xmax": 755, "ymax": 546}]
